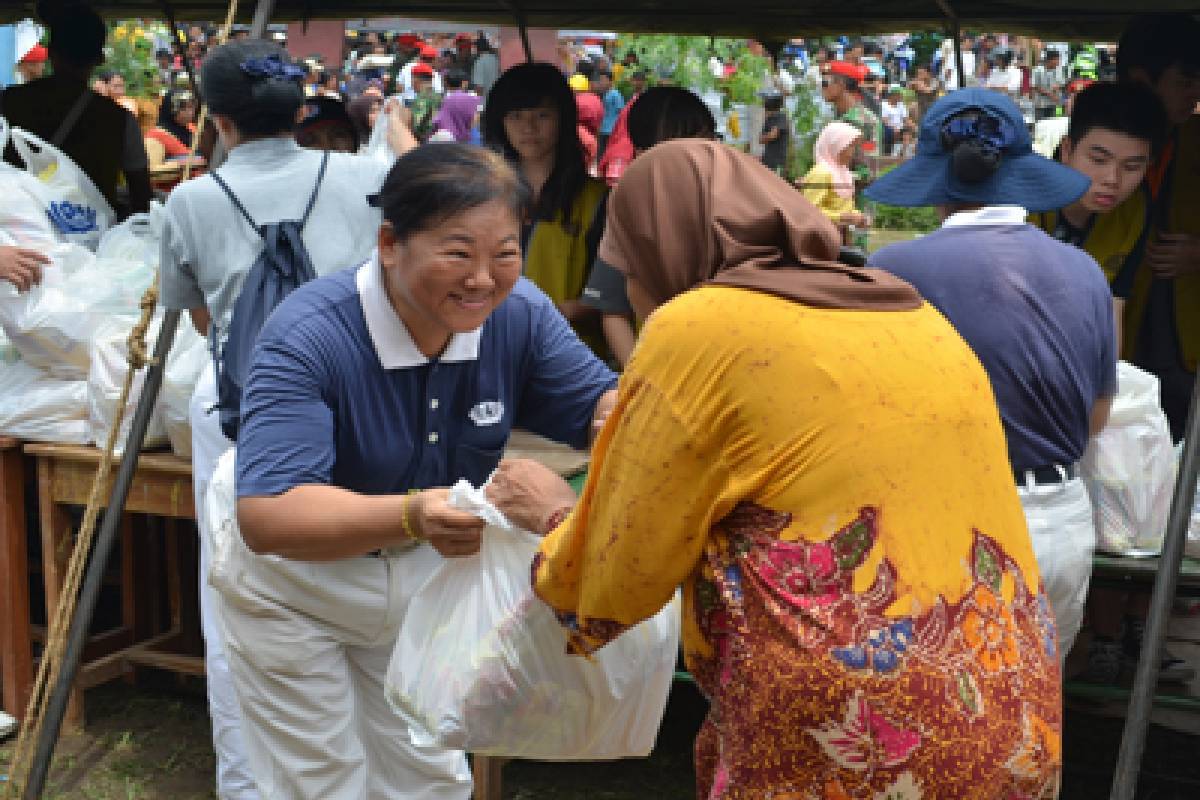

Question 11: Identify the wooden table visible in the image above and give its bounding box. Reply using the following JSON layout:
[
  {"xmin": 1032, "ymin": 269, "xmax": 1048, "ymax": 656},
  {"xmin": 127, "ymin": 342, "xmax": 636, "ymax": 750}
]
[
  {"xmin": 0, "ymin": 437, "xmax": 33, "ymax": 721},
  {"xmin": 25, "ymin": 442, "xmax": 202, "ymax": 727}
]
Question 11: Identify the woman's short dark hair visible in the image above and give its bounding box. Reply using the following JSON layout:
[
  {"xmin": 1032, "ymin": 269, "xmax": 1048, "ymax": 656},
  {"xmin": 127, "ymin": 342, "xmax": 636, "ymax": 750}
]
[
  {"xmin": 626, "ymin": 87, "xmax": 716, "ymax": 151},
  {"xmin": 200, "ymin": 40, "xmax": 305, "ymax": 137},
  {"xmin": 1067, "ymin": 81, "xmax": 1169, "ymax": 154},
  {"xmin": 369, "ymin": 143, "xmax": 531, "ymax": 241},
  {"xmin": 484, "ymin": 63, "xmax": 585, "ymax": 224}
]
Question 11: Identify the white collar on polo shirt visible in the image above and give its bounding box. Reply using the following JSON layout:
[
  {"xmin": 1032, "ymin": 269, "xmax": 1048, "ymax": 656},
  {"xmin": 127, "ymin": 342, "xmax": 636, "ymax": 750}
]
[
  {"xmin": 356, "ymin": 254, "xmax": 482, "ymax": 369},
  {"xmin": 941, "ymin": 205, "xmax": 1029, "ymax": 228}
]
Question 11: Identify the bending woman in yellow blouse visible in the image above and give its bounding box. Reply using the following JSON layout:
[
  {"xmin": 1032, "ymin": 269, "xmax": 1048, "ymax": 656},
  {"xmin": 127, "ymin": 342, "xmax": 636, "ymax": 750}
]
[{"xmin": 488, "ymin": 139, "xmax": 1061, "ymax": 800}]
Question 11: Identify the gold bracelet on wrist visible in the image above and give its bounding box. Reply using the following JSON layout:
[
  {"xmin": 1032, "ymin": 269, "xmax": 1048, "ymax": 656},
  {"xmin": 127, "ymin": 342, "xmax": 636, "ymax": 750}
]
[{"xmin": 401, "ymin": 493, "xmax": 422, "ymax": 541}]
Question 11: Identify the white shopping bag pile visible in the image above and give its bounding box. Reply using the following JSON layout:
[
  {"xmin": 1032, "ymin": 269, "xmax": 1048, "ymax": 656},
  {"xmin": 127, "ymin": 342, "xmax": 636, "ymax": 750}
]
[
  {"xmin": 386, "ymin": 478, "xmax": 680, "ymax": 761},
  {"xmin": 1081, "ymin": 362, "xmax": 1177, "ymax": 555}
]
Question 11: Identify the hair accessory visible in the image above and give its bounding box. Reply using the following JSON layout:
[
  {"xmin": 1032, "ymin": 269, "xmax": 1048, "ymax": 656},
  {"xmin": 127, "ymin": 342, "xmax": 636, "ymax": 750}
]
[
  {"xmin": 939, "ymin": 109, "xmax": 1015, "ymax": 158},
  {"xmin": 239, "ymin": 54, "xmax": 306, "ymax": 82}
]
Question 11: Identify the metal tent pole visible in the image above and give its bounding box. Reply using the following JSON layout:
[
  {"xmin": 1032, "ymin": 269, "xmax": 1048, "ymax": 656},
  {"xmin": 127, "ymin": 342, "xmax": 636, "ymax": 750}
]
[
  {"xmin": 1109, "ymin": 375, "xmax": 1200, "ymax": 799},
  {"xmin": 935, "ymin": 0, "xmax": 966, "ymax": 88},
  {"xmin": 21, "ymin": 312, "xmax": 182, "ymax": 800}
]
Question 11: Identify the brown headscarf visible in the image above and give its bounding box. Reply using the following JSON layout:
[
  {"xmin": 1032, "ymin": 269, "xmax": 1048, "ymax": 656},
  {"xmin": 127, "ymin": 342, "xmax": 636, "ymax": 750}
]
[{"xmin": 598, "ymin": 138, "xmax": 920, "ymax": 310}]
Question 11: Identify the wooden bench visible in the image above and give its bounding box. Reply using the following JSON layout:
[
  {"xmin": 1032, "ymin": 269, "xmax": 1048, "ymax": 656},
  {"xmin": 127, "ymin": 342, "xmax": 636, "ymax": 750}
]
[
  {"xmin": 0, "ymin": 437, "xmax": 33, "ymax": 722},
  {"xmin": 25, "ymin": 442, "xmax": 202, "ymax": 727}
]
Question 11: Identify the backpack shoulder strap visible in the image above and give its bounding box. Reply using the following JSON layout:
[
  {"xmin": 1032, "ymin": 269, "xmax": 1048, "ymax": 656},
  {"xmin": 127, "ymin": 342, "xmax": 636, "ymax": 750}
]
[
  {"xmin": 209, "ymin": 169, "xmax": 259, "ymax": 233},
  {"xmin": 300, "ymin": 151, "xmax": 331, "ymax": 227}
]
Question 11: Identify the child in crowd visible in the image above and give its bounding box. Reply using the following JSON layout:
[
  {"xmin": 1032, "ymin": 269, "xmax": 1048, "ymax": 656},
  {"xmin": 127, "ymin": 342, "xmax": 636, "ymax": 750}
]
[{"xmin": 799, "ymin": 121, "xmax": 867, "ymax": 231}]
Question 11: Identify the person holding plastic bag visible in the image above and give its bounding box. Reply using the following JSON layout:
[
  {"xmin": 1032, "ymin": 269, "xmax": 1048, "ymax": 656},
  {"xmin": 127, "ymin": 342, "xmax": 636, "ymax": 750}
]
[
  {"xmin": 156, "ymin": 39, "xmax": 417, "ymax": 800},
  {"xmin": 0, "ymin": 246, "xmax": 49, "ymax": 292},
  {"xmin": 487, "ymin": 139, "xmax": 1062, "ymax": 799},
  {"xmin": 0, "ymin": 4, "xmax": 150, "ymax": 217},
  {"xmin": 221, "ymin": 144, "xmax": 617, "ymax": 800}
]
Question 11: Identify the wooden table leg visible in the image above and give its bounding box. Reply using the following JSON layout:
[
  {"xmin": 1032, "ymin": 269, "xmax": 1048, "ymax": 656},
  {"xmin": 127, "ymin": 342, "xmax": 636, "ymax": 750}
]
[
  {"xmin": 36, "ymin": 458, "xmax": 84, "ymax": 729},
  {"xmin": 472, "ymin": 755, "xmax": 506, "ymax": 800},
  {"xmin": 0, "ymin": 443, "xmax": 33, "ymax": 720}
]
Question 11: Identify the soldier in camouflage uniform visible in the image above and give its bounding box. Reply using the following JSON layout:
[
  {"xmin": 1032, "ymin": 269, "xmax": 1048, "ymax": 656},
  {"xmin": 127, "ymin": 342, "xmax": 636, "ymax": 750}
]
[{"xmin": 823, "ymin": 61, "xmax": 884, "ymax": 181}]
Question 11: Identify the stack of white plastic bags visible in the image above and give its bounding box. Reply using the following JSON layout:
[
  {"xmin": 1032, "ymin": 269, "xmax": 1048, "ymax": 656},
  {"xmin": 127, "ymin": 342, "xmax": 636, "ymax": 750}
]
[
  {"xmin": 384, "ymin": 478, "xmax": 680, "ymax": 761},
  {"xmin": 1080, "ymin": 361, "xmax": 1178, "ymax": 556},
  {"xmin": 0, "ymin": 115, "xmax": 207, "ymax": 453}
]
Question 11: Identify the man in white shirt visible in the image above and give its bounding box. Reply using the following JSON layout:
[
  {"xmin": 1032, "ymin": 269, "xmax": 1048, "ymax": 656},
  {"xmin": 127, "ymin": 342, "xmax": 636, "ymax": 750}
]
[
  {"xmin": 879, "ymin": 87, "xmax": 908, "ymax": 155},
  {"xmin": 940, "ymin": 34, "xmax": 976, "ymax": 90}
]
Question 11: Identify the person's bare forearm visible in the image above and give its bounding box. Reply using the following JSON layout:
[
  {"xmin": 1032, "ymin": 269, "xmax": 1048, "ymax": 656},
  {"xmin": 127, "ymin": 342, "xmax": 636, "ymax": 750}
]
[
  {"xmin": 602, "ymin": 314, "xmax": 637, "ymax": 367},
  {"xmin": 238, "ymin": 485, "xmax": 411, "ymax": 560}
]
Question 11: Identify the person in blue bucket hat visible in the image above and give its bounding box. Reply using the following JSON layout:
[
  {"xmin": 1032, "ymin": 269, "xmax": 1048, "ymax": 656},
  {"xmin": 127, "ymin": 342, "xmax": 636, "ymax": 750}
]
[{"xmin": 868, "ymin": 88, "xmax": 1118, "ymax": 675}]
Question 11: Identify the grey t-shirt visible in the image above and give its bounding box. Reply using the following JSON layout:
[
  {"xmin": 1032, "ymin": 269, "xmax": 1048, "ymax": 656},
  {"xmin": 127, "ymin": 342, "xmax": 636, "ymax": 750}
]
[{"xmin": 159, "ymin": 137, "xmax": 390, "ymax": 336}]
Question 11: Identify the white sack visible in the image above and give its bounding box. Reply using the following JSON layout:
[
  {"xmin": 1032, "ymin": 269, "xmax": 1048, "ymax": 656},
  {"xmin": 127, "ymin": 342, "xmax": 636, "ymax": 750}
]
[
  {"xmin": 160, "ymin": 324, "xmax": 208, "ymax": 459},
  {"xmin": 0, "ymin": 246, "xmax": 154, "ymax": 379},
  {"xmin": 9, "ymin": 127, "xmax": 115, "ymax": 251},
  {"xmin": 0, "ymin": 359, "xmax": 89, "ymax": 444},
  {"xmin": 385, "ymin": 479, "xmax": 680, "ymax": 761},
  {"xmin": 1081, "ymin": 362, "xmax": 1177, "ymax": 556},
  {"xmin": 86, "ymin": 319, "xmax": 169, "ymax": 454}
]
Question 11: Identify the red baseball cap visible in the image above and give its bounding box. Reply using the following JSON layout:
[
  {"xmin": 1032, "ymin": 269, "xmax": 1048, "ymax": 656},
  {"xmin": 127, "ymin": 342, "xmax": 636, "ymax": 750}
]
[
  {"xmin": 419, "ymin": 44, "xmax": 439, "ymax": 59},
  {"xmin": 828, "ymin": 60, "xmax": 868, "ymax": 82},
  {"xmin": 20, "ymin": 44, "xmax": 48, "ymax": 64},
  {"xmin": 411, "ymin": 63, "xmax": 434, "ymax": 77},
  {"xmin": 397, "ymin": 34, "xmax": 421, "ymax": 47},
  {"xmin": 454, "ymin": 32, "xmax": 473, "ymax": 43}
]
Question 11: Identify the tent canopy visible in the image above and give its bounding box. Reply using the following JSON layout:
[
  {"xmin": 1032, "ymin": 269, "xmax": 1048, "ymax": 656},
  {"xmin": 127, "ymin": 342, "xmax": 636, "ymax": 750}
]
[{"xmin": 3, "ymin": 0, "xmax": 1195, "ymax": 37}]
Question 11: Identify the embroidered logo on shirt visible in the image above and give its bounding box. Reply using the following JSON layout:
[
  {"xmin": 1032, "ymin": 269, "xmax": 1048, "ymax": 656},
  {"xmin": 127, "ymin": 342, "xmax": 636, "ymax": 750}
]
[{"xmin": 469, "ymin": 401, "xmax": 504, "ymax": 426}]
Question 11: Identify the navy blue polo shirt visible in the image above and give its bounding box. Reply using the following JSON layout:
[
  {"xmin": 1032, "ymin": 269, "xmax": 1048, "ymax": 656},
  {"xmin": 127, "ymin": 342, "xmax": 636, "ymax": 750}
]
[
  {"xmin": 869, "ymin": 206, "xmax": 1117, "ymax": 472},
  {"xmin": 236, "ymin": 257, "xmax": 617, "ymax": 498}
]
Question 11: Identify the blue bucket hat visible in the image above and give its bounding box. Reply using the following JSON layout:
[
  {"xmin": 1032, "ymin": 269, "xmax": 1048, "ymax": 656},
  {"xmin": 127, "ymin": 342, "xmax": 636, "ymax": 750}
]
[{"xmin": 863, "ymin": 89, "xmax": 1089, "ymax": 212}]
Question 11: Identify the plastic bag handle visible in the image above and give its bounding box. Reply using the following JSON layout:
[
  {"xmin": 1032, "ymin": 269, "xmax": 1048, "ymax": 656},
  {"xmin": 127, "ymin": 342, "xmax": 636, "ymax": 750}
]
[
  {"xmin": 9, "ymin": 126, "xmax": 117, "ymax": 221},
  {"xmin": 0, "ymin": 116, "xmax": 9, "ymax": 154}
]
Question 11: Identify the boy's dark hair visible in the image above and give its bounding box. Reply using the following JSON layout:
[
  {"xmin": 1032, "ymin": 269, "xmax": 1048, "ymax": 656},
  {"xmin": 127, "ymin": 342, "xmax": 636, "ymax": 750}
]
[
  {"xmin": 370, "ymin": 143, "xmax": 530, "ymax": 240},
  {"xmin": 201, "ymin": 40, "xmax": 305, "ymax": 138},
  {"xmin": 1067, "ymin": 81, "xmax": 1169, "ymax": 154},
  {"xmin": 597, "ymin": 69, "xmax": 614, "ymax": 81},
  {"xmin": 627, "ymin": 86, "xmax": 716, "ymax": 151},
  {"xmin": 763, "ymin": 95, "xmax": 784, "ymax": 112},
  {"xmin": 1117, "ymin": 13, "xmax": 1200, "ymax": 82},
  {"xmin": 445, "ymin": 68, "xmax": 469, "ymax": 89},
  {"xmin": 484, "ymin": 62, "xmax": 586, "ymax": 224},
  {"xmin": 575, "ymin": 58, "xmax": 596, "ymax": 80}
]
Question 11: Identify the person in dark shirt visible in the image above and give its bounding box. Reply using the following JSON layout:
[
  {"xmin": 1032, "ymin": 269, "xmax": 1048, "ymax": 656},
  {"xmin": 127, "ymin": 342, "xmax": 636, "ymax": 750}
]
[
  {"xmin": 1, "ymin": 4, "xmax": 150, "ymax": 216},
  {"xmin": 759, "ymin": 93, "xmax": 790, "ymax": 175},
  {"xmin": 867, "ymin": 89, "xmax": 1114, "ymax": 669}
]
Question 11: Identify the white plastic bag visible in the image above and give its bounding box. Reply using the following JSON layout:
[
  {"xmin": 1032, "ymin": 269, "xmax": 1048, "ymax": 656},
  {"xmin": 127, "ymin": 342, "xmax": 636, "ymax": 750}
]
[
  {"xmin": 0, "ymin": 359, "xmax": 89, "ymax": 444},
  {"xmin": 160, "ymin": 324, "xmax": 208, "ymax": 459},
  {"xmin": 0, "ymin": 247, "xmax": 154, "ymax": 378},
  {"xmin": 386, "ymin": 479, "xmax": 680, "ymax": 761},
  {"xmin": 1081, "ymin": 362, "xmax": 1177, "ymax": 555},
  {"xmin": 96, "ymin": 205, "xmax": 163, "ymax": 266},
  {"xmin": 0, "ymin": 117, "xmax": 63, "ymax": 250},
  {"xmin": 86, "ymin": 319, "xmax": 169, "ymax": 453},
  {"xmin": 9, "ymin": 127, "xmax": 115, "ymax": 251}
]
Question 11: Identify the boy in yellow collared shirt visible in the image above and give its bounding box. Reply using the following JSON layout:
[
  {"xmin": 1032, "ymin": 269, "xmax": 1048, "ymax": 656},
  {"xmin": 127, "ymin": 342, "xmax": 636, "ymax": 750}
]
[{"xmin": 1031, "ymin": 82, "xmax": 1168, "ymax": 357}]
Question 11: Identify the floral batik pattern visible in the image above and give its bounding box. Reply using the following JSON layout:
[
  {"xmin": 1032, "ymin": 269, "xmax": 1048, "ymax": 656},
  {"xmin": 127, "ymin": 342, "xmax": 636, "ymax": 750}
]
[{"xmin": 689, "ymin": 503, "xmax": 1062, "ymax": 800}]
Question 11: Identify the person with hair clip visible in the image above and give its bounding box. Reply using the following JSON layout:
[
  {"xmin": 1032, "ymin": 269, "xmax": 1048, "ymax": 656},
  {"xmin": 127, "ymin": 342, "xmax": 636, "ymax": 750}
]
[
  {"xmin": 156, "ymin": 39, "xmax": 416, "ymax": 800},
  {"xmin": 867, "ymin": 89, "xmax": 1117, "ymax": 669},
  {"xmin": 223, "ymin": 143, "xmax": 617, "ymax": 799},
  {"xmin": 484, "ymin": 62, "xmax": 609, "ymax": 355}
]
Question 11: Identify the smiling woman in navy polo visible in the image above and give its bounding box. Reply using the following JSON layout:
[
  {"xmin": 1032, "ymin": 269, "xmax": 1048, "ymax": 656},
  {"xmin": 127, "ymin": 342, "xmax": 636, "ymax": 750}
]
[{"xmin": 214, "ymin": 144, "xmax": 617, "ymax": 800}]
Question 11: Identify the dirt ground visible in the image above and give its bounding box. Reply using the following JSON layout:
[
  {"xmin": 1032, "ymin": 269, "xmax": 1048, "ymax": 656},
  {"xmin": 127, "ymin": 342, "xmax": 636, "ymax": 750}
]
[{"xmin": 3, "ymin": 674, "xmax": 1200, "ymax": 799}]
